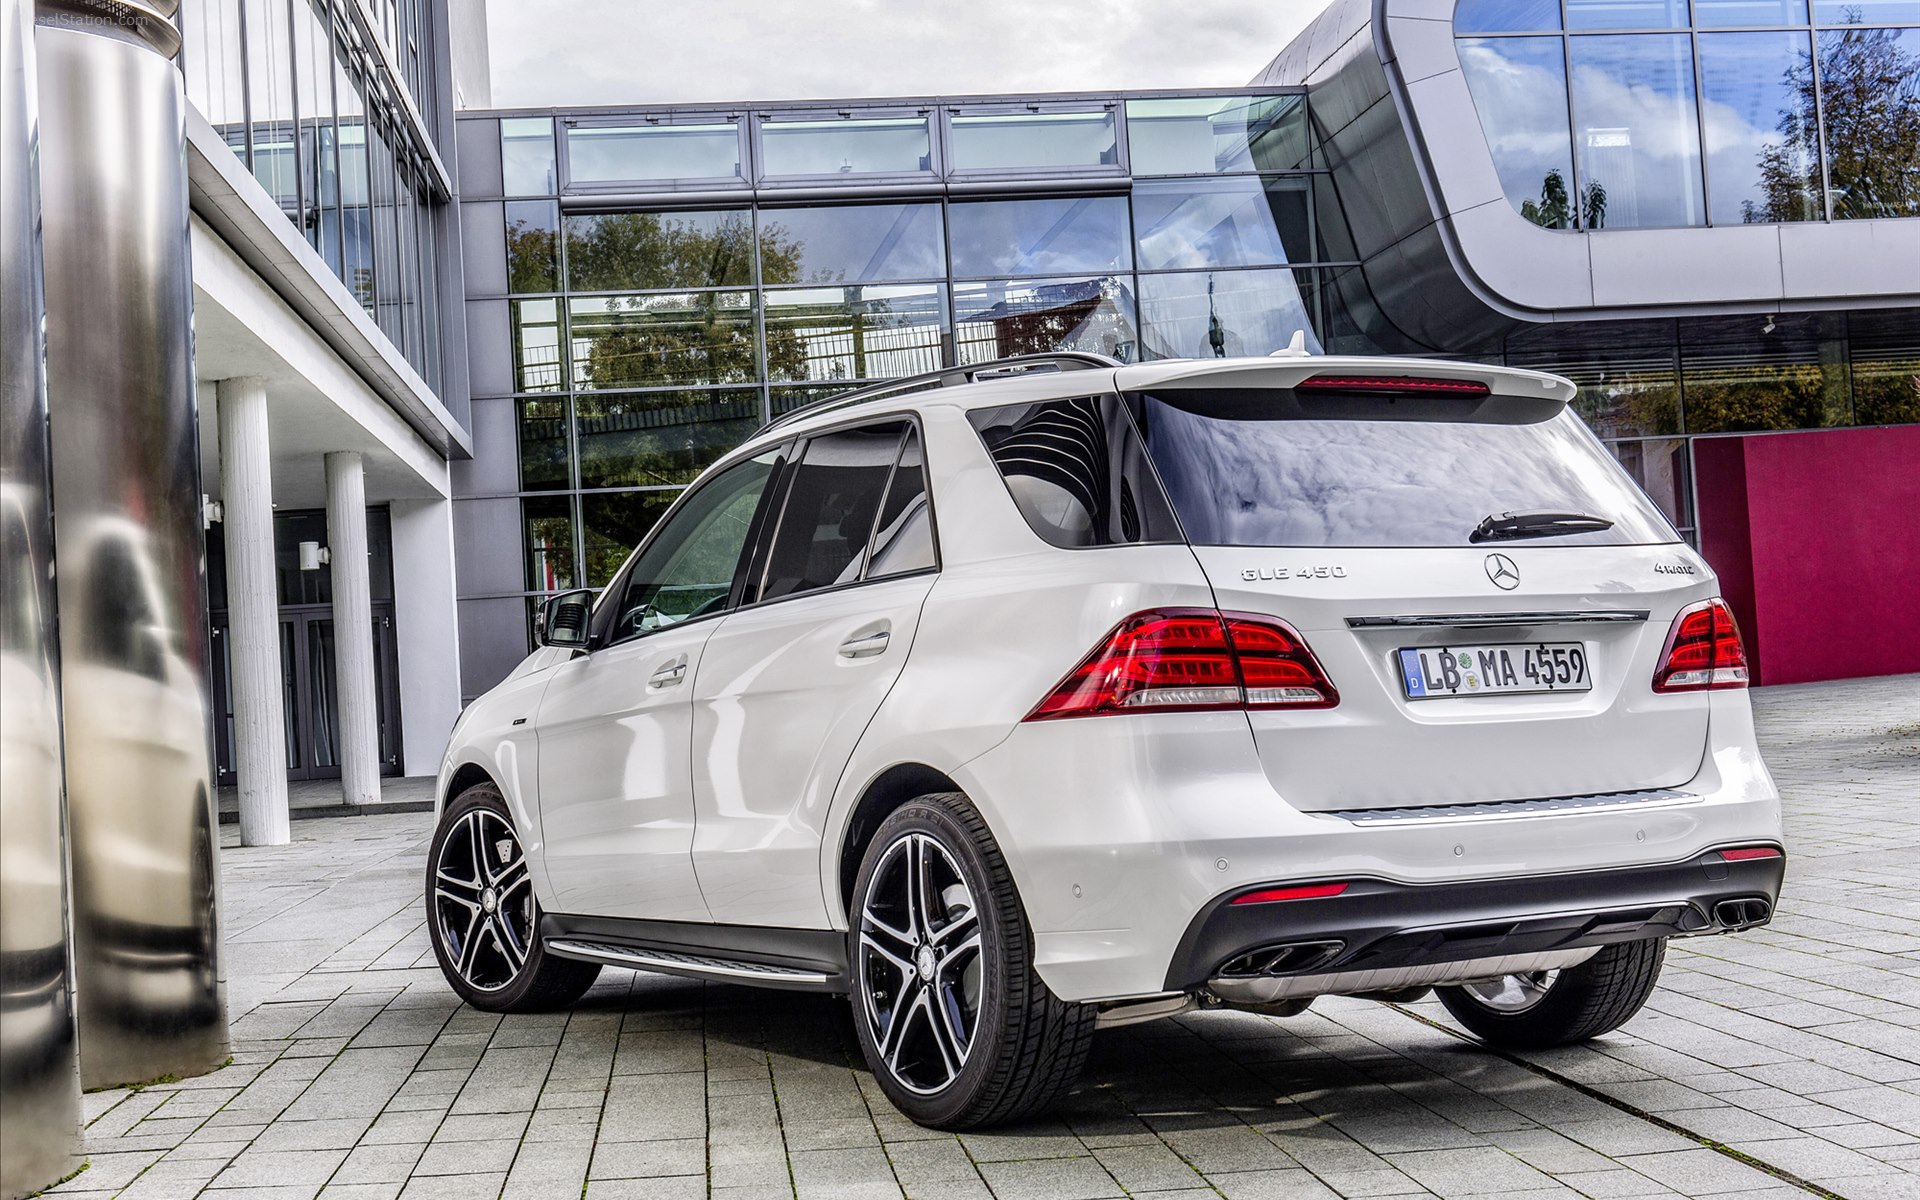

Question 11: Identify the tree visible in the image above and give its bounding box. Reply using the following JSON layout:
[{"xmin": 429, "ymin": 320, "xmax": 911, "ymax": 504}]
[
  {"xmin": 1581, "ymin": 180, "xmax": 1607, "ymax": 230},
  {"xmin": 565, "ymin": 215, "xmax": 807, "ymax": 389},
  {"xmin": 1749, "ymin": 20, "xmax": 1920, "ymax": 222},
  {"xmin": 504, "ymin": 215, "xmax": 557, "ymax": 293},
  {"xmin": 1520, "ymin": 169, "xmax": 1573, "ymax": 229}
]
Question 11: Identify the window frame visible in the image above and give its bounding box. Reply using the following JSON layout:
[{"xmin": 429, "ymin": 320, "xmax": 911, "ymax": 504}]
[
  {"xmin": 591, "ymin": 440, "xmax": 794, "ymax": 649},
  {"xmin": 752, "ymin": 106, "xmax": 941, "ymax": 188},
  {"xmin": 560, "ymin": 112, "xmax": 752, "ymax": 196},
  {"xmin": 944, "ymin": 100, "xmax": 1128, "ymax": 181},
  {"xmin": 736, "ymin": 411, "xmax": 942, "ymax": 613}
]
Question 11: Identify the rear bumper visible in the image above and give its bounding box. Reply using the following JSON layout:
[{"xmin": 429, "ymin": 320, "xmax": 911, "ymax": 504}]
[
  {"xmin": 952, "ymin": 691, "xmax": 1782, "ymax": 1003},
  {"xmin": 1165, "ymin": 847, "xmax": 1785, "ymax": 994}
]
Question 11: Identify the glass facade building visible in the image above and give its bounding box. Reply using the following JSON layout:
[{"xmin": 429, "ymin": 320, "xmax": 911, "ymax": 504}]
[
  {"xmin": 178, "ymin": 0, "xmax": 451, "ymax": 390},
  {"xmin": 458, "ymin": 91, "xmax": 1366, "ymax": 650},
  {"xmin": 1456, "ymin": 0, "xmax": 1920, "ymax": 229},
  {"xmin": 451, "ymin": 24, "xmax": 1917, "ymax": 694}
]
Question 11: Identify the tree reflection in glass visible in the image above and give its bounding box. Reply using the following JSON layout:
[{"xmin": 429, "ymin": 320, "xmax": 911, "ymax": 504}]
[
  {"xmin": 1569, "ymin": 34, "xmax": 1705, "ymax": 228},
  {"xmin": 1813, "ymin": 26, "xmax": 1920, "ymax": 219},
  {"xmin": 1457, "ymin": 36, "xmax": 1580, "ymax": 227},
  {"xmin": 1698, "ymin": 32, "xmax": 1822, "ymax": 224}
]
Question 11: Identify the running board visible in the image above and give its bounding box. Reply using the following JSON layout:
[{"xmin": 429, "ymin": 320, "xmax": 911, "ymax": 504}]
[{"xmin": 543, "ymin": 938, "xmax": 838, "ymax": 991}]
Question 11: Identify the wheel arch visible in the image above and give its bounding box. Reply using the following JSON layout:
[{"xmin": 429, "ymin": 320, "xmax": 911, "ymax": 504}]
[
  {"xmin": 833, "ymin": 762, "xmax": 966, "ymax": 922},
  {"xmin": 441, "ymin": 761, "xmax": 498, "ymax": 817}
]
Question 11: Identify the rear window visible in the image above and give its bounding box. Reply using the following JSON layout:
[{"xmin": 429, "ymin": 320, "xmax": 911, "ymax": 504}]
[{"xmin": 1127, "ymin": 388, "xmax": 1678, "ymax": 548}]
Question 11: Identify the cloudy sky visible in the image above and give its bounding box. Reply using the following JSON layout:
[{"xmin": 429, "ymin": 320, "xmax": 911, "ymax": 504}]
[{"xmin": 485, "ymin": 1, "xmax": 1334, "ymax": 108}]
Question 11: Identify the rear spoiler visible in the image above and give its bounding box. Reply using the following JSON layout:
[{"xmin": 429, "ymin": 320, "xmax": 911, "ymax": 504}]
[{"xmin": 1112, "ymin": 356, "xmax": 1577, "ymax": 406}]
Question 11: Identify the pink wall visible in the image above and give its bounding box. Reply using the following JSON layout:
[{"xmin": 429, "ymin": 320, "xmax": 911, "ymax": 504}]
[{"xmin": 1694, "ymin": 425, "xmax": 1920, "ymax": 686}]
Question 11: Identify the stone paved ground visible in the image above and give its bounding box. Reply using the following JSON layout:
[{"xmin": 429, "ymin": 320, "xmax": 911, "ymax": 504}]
[{"xmin": 52, "ymin": 675, "xmax": 1920, "ymax": 1200}]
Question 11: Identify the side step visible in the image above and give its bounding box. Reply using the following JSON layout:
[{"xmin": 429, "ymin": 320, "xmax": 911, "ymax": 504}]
[{"xmin": 544, "ymin": 938, "xmax": 837, "ymax": 991}]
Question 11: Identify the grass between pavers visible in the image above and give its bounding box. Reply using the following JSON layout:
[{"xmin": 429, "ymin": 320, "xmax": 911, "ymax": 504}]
[
  {"xmin": 28, "ymin": 1158, "xmax": 89, "ymax": 1197},
  {"xmin": 1392, "ymin": 1004, "xmax": 1852, "ymax": 1200}
]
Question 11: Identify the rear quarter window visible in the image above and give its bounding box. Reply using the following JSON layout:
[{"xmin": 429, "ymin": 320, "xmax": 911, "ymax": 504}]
[{"xmin": 968, "ymin": 395, "xmax": 1182, "ymax": 549}]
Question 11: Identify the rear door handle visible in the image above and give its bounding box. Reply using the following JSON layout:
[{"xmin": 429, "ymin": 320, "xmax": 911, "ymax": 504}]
[
  {"xmin": 648, "ymin": 656, "xmax": 688, "ymax": 688},
  {"xmin": 838, "ymin": 630, "xmax": 890, "ymax": 659}
]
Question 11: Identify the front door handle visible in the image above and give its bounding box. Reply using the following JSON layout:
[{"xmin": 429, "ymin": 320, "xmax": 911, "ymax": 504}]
[
  {"xmin": 648, "ymin": 656, "xmax": 688, "ymax": 688},
  {"xmin": 838, "ymin": 630, "xmax": 891, "ymax": 659}
]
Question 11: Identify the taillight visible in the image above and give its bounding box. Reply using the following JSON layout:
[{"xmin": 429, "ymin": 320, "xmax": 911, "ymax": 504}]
[
  {"xmin": 1024, "ymin": 608, "xmax": 1337, "ymax": 720},
  {"xmin": 1653, "ymin": 599, "xmax": 1749, "ymax": 693},
  {"xmin": 1223, "ymin": 615, "xmax": 1342, "ymax": 709}
]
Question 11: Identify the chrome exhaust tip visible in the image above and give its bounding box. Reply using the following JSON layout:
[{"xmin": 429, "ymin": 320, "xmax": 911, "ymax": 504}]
[{"xmin": 1713, "ymin": 897, "xmax": 1772, "ymax": 930}]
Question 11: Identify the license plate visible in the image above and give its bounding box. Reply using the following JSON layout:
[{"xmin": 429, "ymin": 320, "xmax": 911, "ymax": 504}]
[{"xmin": 1398, "ymin": 642, "xmax": 1591, "ymax": 700}]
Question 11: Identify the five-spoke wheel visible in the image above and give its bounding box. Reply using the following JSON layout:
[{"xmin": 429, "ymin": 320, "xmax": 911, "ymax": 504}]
[
  {"xmin": 432, "ymin": 806, "xmax": 534, "ymax": 992},
  {"xmin": 425, "ymin": 783, "xmax": 600, "ymax": 1012},
  {"xmin": 857, "ymin": 831, "xmax": 984, "ymax": 1095},
  {"xmin": 847, "ymin": 793, "xmax": 1094, "ymax": 1129}
]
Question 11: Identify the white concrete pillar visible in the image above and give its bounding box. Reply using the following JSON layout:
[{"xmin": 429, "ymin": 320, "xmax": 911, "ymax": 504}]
[
  {"xmin": 391, "ymin": 498, "xmax": 463, "ymax": 776},
  {"xmin": 218, "ymin": 377, "xmax": 290, "ymax": 847},
  {"xmin": 326, "ymin": 451, "xmax": 382, "ymax": 806}
]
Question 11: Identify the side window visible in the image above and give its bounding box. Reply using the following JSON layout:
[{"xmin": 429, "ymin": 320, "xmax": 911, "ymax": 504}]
[
  {"xmin": 865, "ymin": 426, "xmax": 936, "ymax": 580},
  {"xmin": 607, "ymin": 449, "xmax": 779, "ymax": 643},
  {"xmin": 967, "ymin": 394, "xmax": 1181, "ymax": 548},
  {"xmin": 749, "ymin": 421, "xmax": 910, "ymax": 605}
]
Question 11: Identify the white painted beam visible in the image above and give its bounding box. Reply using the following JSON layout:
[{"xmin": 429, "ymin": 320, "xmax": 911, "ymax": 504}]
[
  {"xmin": 218, "ymin": 377, "xmax": 291, "ymax": 846},
  {"xmin": 327, "ymin": 451, "xmax": 383, "ymax": 806}
]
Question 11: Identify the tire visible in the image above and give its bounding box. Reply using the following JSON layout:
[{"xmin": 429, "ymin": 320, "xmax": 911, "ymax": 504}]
[
  {"xmin": 847, "ymin": 792, "xmax": 1095, "ymax": 1130},
  {"xmin": 1435, "ymin": 938, "xmax": 1666, "ymax": 1050},
  {"xmin": 426, "ymin": 784, "xmax": 599, "ymax": 1012}
]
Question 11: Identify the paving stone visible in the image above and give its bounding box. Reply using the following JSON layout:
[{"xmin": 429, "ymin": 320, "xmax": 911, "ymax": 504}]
[{"xmin": 190, "ymin": 677, "xmax": 1920, "ymax": 1200}]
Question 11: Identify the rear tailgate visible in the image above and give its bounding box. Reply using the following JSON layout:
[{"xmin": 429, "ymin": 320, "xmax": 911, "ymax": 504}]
[
  {"xmin": 1118, "ymin": 358, "xmax": 1716, "ymax": 813},
  {"xmin": 1194, "ymin": 544, "xmax": 1713, "ymax": 811}
]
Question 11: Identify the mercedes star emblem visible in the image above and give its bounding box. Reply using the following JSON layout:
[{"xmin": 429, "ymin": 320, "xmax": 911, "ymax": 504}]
[{"xmin": 1484, "ymin": 553, "xmax": 1520, "ymax": 590}]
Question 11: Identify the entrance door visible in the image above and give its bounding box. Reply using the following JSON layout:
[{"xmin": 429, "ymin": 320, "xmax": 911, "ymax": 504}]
[{"xmin": 211, "ymin": 606, "xmax": 403, "ymax": 783}]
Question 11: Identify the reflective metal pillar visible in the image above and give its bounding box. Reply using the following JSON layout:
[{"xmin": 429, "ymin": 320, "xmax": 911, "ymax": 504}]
[
  {"xmin": 36, "ymin": 0, "xmax": 229, "ymax": 1088},
  {"xmin": 326, "ymin": 451, "xmax": 382, "ymax": 806},
  {"xmin": 0, "ymin": 0, "xmax": 83, "ymax": 1191},
  {"xmin": 219, "ymin": 378, "xmax": 291, "ymax": 846}
]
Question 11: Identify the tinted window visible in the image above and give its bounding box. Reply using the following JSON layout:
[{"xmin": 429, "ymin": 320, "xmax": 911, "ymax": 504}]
[
  {"xmin": 968, "ymin": 396, "xmax": 1181, "ymax": 549},
  {"xmin": 866, "ymin": 428, "xmax": 936, "ymax": 579},
  {"xmin": 608, "ymin": 450, "xmax": 778, "ymax": 642},
  {"xmin": 751, "ymin": 423, "xmax": 909, "ymax": 603},
  {"xmin": 1127, "ymin": 388, "xmax": 1677, "ymax": 548}
]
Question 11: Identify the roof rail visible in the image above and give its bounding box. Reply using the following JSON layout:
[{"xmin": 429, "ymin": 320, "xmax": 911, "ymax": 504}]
[{"xmin": 756, "ymin": 351, "xmax": 1121, "ymax": 435}]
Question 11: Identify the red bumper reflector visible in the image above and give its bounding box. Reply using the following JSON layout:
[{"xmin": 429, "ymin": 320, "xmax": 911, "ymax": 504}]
[
  {"xmin": 1719, "ymin": 846, "xmax": 1782, "ymax": 862},
  {"xmin": 1229, "ymin": 882, "xmax": 1349, "ymax": 905}
]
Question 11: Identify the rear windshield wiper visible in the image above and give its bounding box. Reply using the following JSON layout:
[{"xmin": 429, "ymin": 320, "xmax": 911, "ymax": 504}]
[{"xmin": 1470, "ymin": 511, "xmax": 1615, "ymax": 544}]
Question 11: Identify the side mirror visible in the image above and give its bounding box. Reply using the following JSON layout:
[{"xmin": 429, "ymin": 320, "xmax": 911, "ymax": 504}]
[{"xmin": 535, "ymin": 589, "xmax": 593, "ymax": 650}]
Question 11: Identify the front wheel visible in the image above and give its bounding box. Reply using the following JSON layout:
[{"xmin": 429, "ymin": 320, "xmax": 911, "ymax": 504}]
[
  {"xmin": 848, "ymin": 793, "xmax": 1094, "ymax": 1129},
  {"xmin": 426, "ymin": 784, "xmax": 599, "ymax": 1012},
  {"xmin": 1435, "ymin": 938, "xmax": 1666, "ymax": 1050}
]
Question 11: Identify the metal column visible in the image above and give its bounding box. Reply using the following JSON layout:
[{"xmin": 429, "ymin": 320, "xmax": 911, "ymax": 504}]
[
  {"xmin": 36, "ymin": 0, "xmax": 229, "ymax": 1088},
  {"xmin": 326, "ymin": 451, "xmax": 383, "ymax": 806},
  {"xmin": 0, "ymin": 0, "xmax": 83, "ymax": 1190}
]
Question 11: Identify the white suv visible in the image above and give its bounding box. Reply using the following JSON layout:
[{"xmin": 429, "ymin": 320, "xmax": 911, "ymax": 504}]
[{"xmin": 428, "ymin": 352, "xmax": 1784, "ymax": 1129}]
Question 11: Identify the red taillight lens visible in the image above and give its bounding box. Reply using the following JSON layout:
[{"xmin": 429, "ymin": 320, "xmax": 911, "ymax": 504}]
[
  {"xmin": 1025, "ymin": 608, "xmax": 1337, "ymax": 720},
  {"xmin": 1230, "ymin": 882, "xmax": 1349, "ymax": 905},
  {"xmin": 1295, "ymin": 374, "xmax": 1491, "ymax": 397},
  {"xmin": 1223, "ymin": 614, "xmax": 1341, "ymax": 709},
  {"xmin": 1653, "ymin": 599, "xmax": 1749, "ymax": 693},
  {"xmin": 1719, "ymin": 846, "xmax": 1782, "ymax": 862}
]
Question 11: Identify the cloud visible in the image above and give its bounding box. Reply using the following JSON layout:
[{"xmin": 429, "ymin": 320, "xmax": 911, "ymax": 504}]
[{"xmin": 484, "ymin": 0, "xmax": 1335, "ymax": 108}]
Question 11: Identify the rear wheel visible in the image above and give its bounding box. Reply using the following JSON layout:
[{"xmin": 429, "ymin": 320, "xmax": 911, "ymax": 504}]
[
  {"xmin": 848, "ymin": 793, "xmax": 1094, "ymax": 1129},
  {"xmin": 1435, "ymin": 938, "xmax": 1665, "ymax": 1050},
  {"xmin": 426, "ymin": 784, "xmax": 599, "ymax": 1012}
]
